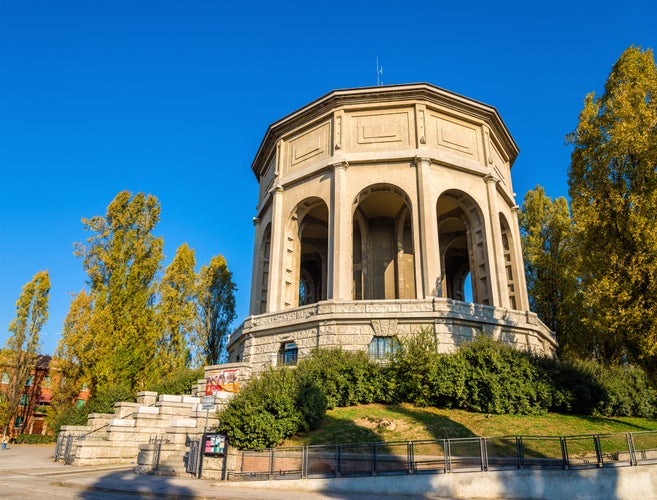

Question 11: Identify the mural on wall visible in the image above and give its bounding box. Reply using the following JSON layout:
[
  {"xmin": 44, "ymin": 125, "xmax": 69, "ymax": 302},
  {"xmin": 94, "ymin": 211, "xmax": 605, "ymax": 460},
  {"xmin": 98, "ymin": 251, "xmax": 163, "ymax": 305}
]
[{"xmin": 205, "ymin": 368, "xmax": 240, "ymax": 395}]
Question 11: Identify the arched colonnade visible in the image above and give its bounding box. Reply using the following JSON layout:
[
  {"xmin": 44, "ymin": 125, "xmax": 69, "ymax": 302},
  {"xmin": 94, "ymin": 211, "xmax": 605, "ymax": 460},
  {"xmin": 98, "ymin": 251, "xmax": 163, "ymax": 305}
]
[{"xmin": 253, "ymin": 176, "xmax": 524, "ymax": 315}]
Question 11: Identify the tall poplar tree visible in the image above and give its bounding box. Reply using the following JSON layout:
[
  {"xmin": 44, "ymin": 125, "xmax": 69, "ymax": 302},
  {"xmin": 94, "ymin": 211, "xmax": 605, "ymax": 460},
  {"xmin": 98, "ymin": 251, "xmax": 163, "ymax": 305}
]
[
  {"xmin": 158, "ymin": 243, "xmax": 197, "ymax": 371},
  {"xmin": 2, "ymin": 270, "xmax": 50, "ymax": 438},
  {"xmin": 196, "ymin": 255, "xmax": 237, "ymax": 365},
  {"xmin": 519, "ymin": 187, "xmax": 586, "ymax": 358},
  {"xmin": 74, "ymin": 191, "xmax": 164, "ymax": 390},
  {"xmin": 53, "ymin": 290, "xmax": 93, "ymax": 407},
  {"xmin": 567, "ymin": 47, "xmax": 657, "ymax": 374}
]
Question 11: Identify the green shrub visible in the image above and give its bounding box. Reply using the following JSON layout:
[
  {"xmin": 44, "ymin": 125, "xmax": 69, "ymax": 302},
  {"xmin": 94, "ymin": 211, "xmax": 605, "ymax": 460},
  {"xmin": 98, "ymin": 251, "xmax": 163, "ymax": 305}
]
[
  {"xmin": 462, "ymin": 338, "xmax": 552, "ymax": 414},
  {"xmin": 390, "ymin": 333, "xmax": 553, "ymax": 415},
  {"xmin": 14, "ymin": 433, "xmax": 57, "ymax": 444},
  {"xmin": 534, "ymin": 357, "xmax": 656, "ymax": 417},
  {"xmin": 295, "ymin": 348, "xmax": 384, "ymax": 408},
  {"xmin": 148, "ymin": 367, "xmax": 204, "ymax": 395},
  {"xmin": 217, "ymin": 367, "xmax": 324, "ymax": 449},
  {"xmin": 593, "ymin": 363, "xmax": 656, "ymax": 418},
  {"xmin": 387, "ymin": 328, "xmax": 441, "ymax": 406},
  {"xmin": 535, "ymin": 357, "xmax": 605, "ymax": 414},
  {"xmin": 296, "ymin": 377, "xmax": 328, "ymax": 431},
  {"xmin": 430, "ymin": 353, "xmax": 469, "ymax": 409}
]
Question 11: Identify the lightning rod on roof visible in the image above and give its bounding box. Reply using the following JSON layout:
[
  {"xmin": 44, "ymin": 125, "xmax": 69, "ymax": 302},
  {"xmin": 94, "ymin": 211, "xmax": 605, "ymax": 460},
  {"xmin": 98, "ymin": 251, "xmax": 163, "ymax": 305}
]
[{"xmin": 376, "ymin": 57, "xmax": 383, "ymax": 86}]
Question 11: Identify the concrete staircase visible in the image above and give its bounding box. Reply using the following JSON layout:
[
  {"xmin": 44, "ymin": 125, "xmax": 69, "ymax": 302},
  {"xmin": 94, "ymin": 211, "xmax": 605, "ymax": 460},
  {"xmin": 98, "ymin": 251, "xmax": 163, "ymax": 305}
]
[{"xmin": 59, "ymin": 391, "xmax": 219, "ymax": 470}]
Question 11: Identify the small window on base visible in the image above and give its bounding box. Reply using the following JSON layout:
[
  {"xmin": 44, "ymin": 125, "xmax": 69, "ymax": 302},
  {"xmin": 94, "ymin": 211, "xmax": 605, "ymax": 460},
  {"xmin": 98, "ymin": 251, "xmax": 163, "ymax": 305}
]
[{"xmin": 278, "ymin": 342, "xmax": 298, "ymax": 366}]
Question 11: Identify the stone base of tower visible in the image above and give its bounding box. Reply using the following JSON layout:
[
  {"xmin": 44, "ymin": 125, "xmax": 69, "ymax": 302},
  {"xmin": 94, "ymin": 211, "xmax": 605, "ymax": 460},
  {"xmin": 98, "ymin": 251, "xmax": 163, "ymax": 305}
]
[{"xmin": 227, "ymin": 299, "xmax": 556, "ymax": 373}]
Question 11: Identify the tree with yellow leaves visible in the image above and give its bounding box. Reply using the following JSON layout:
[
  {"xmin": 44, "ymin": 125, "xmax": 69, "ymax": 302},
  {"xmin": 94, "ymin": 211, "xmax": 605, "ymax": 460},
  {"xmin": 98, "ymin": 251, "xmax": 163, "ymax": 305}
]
[
  {"xmin": 72, "ymin": 191, "xmax": 164, "ymax": 390},
  {"xmin": 195, "ymin": 254, "xmax": 236, "ymax": 366},
  {"xmin": 157, "ymin": 243, "xmax": 197, "ymax": 372},
  {"xmin": 519, "ymin": 186, "xmax": 587, "ymax": 359},
  {"xmin": 568, "ymin": 46, "xmax": 657, "ymax": 376},
  {"xmin": 2, "ymin": 271, "xmax": 50, "ymax": 439}
]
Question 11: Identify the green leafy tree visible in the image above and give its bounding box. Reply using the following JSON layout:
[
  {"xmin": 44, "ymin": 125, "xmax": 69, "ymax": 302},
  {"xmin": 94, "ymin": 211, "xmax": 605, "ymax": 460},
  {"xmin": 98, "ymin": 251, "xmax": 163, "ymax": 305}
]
[
  {"xmin": 72, "ymin": 191, "xmax": 164, "ymax": 390},
  {"xmin": 57, "ymin": 290, "xmax": 93, "ymax": 383},
  {"xmin": 147, "ymin": 367, "xmax": 204, "ymax": 395},
  {"xmin": 196, "ymin": 255, "xmax": 236, "ymax": 365},
  {"xmin": 50, "ymin": 290, "xmax": 93, "ymax": 428},
  {"xmin": 2, "ymin": 271, "xmax": 50, "ymax": 438},
  {"xmin": 0, "ymin": 393, "xmax": 9, "ymax": 438},
  {"xmin": 519, "ymin": 186, "xmax": 587, "ymax": 358},
  {"xmin": 567, "ymin": 46, "xmax": 657, "ymax": 374},
  {"xmin": 158, "ymin": 243, "xmax": 197, "ymax": 371}
]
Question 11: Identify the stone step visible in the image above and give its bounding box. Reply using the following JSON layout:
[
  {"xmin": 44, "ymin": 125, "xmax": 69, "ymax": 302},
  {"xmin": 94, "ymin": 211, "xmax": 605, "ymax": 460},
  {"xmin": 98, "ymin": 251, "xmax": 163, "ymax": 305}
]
[{"xmin": 151, "ymin": 463, "xmax": 189, "ymax": 476}]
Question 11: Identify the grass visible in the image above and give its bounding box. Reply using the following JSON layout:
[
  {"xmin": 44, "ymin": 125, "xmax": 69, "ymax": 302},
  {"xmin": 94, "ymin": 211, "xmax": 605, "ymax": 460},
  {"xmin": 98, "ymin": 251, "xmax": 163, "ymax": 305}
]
[{"xmin": 283, "ymin": 403, "xmax": 657, "ymax": 447}]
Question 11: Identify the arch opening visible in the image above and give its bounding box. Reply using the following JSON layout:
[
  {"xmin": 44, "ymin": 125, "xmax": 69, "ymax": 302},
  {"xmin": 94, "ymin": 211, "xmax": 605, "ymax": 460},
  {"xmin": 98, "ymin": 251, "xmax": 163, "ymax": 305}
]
[
  {"xmin": 352, "ymin": 185, "xmax": 416, "ymax": 300},
  {"xmin": 499, "ymin": 213, "xmax": 519, "ymax": 309},
  {"xmin": 258, "ymin": 223, "xmax": 271, "ymax": 314},
  {"xmin": 286, "ymin": 198, "xmax": 329, "ymax": 308},
  {"xmin": 437, "ymin": 191, "xmax": 491, "ymax": 305}
]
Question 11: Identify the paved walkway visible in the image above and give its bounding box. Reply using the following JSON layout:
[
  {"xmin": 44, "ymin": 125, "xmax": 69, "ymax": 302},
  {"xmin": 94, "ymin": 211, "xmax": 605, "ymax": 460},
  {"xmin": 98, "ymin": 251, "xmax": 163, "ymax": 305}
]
[{"xmin": 0, "ymin": 444, "xmax": 429, "ymax": 499}]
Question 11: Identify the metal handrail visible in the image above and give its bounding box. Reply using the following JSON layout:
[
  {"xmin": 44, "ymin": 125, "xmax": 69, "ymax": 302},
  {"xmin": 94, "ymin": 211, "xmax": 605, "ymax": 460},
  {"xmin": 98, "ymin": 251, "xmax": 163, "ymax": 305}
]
[{"xmin": 230, "ymin": 430, "xmax": 657, "ymax": 481}]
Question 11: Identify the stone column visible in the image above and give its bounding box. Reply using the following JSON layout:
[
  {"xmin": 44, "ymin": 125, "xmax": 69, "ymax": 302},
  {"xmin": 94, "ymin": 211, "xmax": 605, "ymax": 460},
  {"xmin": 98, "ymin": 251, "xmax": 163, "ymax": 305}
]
[
  {"xmin": 248, "ymin": 216, "xmax": 262, "ymax": 315},
  {"xmin": 268, "ymin": 185, "xmax": 285, "ymax": 312},
  {"xmin": 483, "ymin": 175, "xmax": 504, "ymax": 307},
  {"xmin": 414, "ymin": 156, "xmax": 439, "ymax": 298},
  {"xmin": 510, "ymin": 205, "xmax": 530, "ymax": 311},
  {"xmin": 329, "ymin": 161, "xmax": 351, "ymax": 300}
]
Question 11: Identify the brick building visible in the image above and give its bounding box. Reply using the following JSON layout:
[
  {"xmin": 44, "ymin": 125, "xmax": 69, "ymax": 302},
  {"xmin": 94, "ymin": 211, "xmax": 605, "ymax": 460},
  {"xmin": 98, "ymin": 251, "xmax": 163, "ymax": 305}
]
[{"xmin": 1, "ymin": 354, "xmax": 90, "ymax": 437}]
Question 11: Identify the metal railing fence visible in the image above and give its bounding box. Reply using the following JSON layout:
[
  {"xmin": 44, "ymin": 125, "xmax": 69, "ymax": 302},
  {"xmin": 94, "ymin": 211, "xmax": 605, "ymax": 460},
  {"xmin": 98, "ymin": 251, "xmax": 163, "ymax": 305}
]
[
  {"xmin": 185, "ymin": 436, "xmax": 203, "ymax": 476},
  {"xmin": 229, "ymin": 430, "xmax": 657, "ymax": 481},
  {"xmin": 149, "ymin": 435, "xmax": 167, "ymax": 470}
]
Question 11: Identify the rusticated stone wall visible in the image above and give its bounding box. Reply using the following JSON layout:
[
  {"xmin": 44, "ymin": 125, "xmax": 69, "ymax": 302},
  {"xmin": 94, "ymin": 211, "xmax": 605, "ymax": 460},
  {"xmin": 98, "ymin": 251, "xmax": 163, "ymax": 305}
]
[{"xmin": 228, "ymin": 298, "xmax": 556, "ymax": 373}]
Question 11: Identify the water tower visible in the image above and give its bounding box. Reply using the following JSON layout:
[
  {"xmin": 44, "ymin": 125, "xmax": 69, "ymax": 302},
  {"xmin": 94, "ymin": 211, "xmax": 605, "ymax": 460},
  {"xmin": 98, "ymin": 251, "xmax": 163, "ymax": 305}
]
[{"xmin": 227, "ymin": 83, "xmax": 555, "ymax": 369}]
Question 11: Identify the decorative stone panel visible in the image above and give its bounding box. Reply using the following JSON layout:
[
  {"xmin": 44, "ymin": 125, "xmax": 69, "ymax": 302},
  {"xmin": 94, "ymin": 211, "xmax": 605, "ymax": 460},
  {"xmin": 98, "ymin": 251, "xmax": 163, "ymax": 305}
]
[
  {"xmin": 428, "ymin": 113, "xmax": 481, "ymax": 162},
  {"xmin": 285, "ymin": 121, "xmax": 331, "ymax": 175},
  {"xmin": 350, "ymin": 109, "xmax": 412, "ymax": 152}
]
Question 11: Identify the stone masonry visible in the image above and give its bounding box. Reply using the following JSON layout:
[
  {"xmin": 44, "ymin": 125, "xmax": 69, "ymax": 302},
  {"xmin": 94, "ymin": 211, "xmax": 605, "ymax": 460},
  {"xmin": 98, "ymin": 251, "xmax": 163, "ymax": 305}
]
[{"xmin": 57, "ymin": 363, "xmax": 250, "ymax": 474}]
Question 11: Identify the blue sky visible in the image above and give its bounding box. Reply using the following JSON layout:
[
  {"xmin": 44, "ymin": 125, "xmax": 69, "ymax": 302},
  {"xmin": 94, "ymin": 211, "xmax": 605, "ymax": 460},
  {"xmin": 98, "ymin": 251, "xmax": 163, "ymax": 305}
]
[{"xmin": 1, "ymin": 1, "xmax": 656, "ymax": 356}]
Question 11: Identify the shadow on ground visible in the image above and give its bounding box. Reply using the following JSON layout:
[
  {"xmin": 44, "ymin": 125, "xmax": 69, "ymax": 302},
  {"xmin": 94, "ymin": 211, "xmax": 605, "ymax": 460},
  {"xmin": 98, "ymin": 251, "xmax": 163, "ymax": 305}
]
[
  {"xmin": 383, "ymin": 404, "xmax": 476, "ymax": 440},
  {"xmin": 77, "ymin": 469, "xmax": 195, "ymax": 499}
]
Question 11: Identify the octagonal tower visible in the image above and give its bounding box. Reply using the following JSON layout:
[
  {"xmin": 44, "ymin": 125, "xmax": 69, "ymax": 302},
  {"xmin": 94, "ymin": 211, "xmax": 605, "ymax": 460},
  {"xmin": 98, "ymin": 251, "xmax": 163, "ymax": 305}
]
[{"xmin": 228, "ymin": 83, "xmax": 555, "ymax": 369}]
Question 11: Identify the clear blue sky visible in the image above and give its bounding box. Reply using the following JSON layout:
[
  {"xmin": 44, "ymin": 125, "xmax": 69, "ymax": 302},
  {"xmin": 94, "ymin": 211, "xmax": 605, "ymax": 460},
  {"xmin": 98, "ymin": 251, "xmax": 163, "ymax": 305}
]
[{"xmin": 1, "ymin": 1, "xmax": 656, "ymax": 355}]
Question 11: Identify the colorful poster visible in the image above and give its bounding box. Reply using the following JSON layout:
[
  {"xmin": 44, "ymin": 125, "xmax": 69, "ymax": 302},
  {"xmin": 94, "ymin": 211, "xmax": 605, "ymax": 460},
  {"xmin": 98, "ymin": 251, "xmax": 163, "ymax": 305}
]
[
  {"xmin": 205, "ymin": 368, "xmax": 240, "ymax": 396},
  {"xmin": 203, "ymin": 433, "xmax": 226, "ymax": 456}
]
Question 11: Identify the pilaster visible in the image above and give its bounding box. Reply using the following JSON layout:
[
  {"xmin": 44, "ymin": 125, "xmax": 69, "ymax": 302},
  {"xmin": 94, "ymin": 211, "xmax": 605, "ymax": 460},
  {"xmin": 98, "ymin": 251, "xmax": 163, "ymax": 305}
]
[
  {"xmin": 484, "ymin": 175, "xmax": 504, "ymax": 307},
  {"xmin": 329, "ymin": 161, "xmax": 351, "ymax": 300},
  {"xmin": 510, "ymin": 205, "xmax": 530, "ymax": 311},
  {"xmin": 268, "ymin": 185, "xmax": 285, "ymax": 312},
  {"xmin": 414, "ymin": 156, "xmax": 438, "ymax": 297},
  {"xmin": 248, "ymin": 216, "xmax": 261, "ymax": 315}
]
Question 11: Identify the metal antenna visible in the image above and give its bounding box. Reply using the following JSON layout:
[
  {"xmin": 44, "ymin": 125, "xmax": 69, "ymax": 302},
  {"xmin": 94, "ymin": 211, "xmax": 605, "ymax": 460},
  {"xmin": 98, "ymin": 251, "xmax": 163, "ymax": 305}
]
[{"xmin": 376, "ymin": 57, "xmax": 383, "ymax": 86}]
